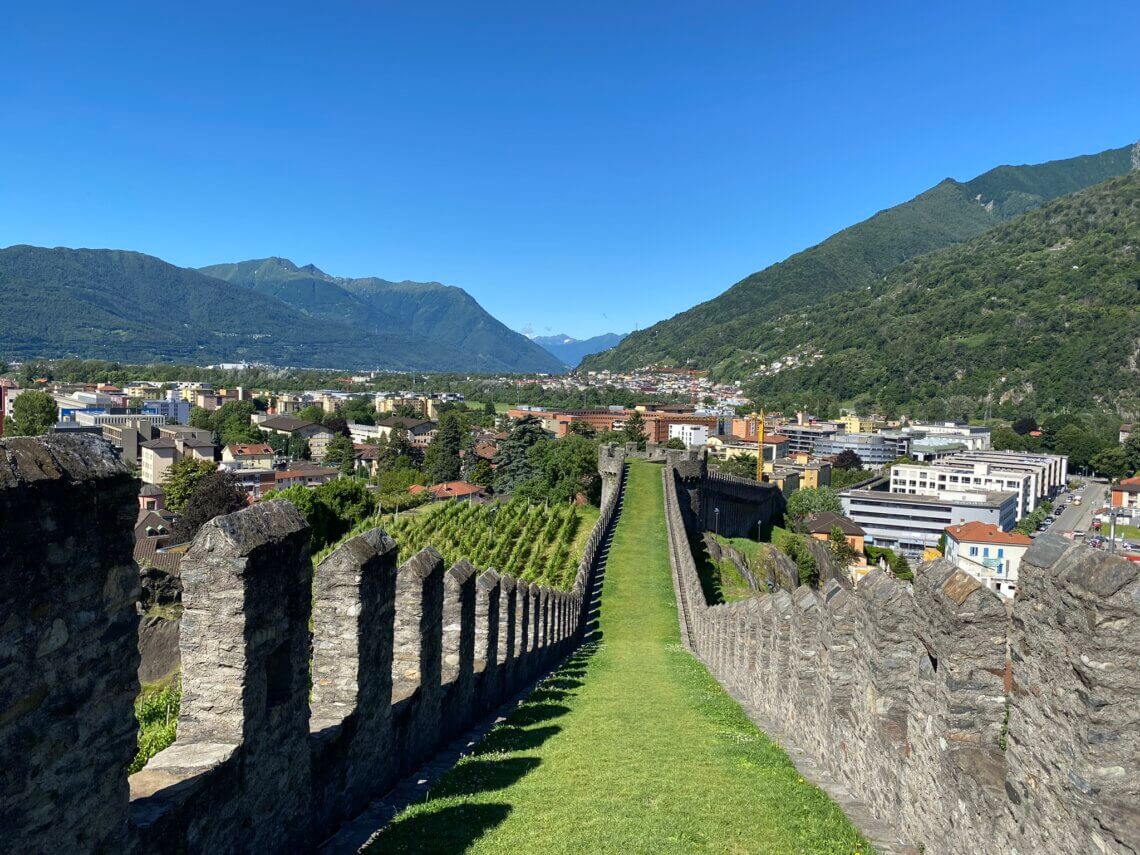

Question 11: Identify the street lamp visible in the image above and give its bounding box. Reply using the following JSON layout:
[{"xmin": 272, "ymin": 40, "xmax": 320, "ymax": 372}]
[{"xmin": 714, "ymin": 507, "xmax": 720, "ymax": 536}]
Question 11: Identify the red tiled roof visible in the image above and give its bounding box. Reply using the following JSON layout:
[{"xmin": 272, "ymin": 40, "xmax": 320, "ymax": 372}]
[
  {"xmin": 944, "ymin": 521, "xmax": 1031, "ymax": 546},
  {"xmin": 226, "ymin": 443, "xmax": 273, "ymax": 456},
  {"xmin": 409, "ymin": 481, "xmax": 486, "ymax": 499}
]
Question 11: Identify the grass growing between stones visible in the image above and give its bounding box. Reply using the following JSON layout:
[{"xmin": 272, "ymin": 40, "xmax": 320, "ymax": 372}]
[{"xmin": 367, "ymin": 461, "xmax": 870, "ymax": 854}]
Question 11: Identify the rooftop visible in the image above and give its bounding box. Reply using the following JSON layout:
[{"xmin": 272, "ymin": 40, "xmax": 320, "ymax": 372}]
[
  {"xmin": 260, "ymin": 415, "xmax": 317, "ymax": 432},
  {"xmin": 844, "ymin": 488, "xmax": 1017, "ymax": 509},
  {"xmin": 409, "ymin": 481, "xmax": 486, "ymax": 499},
  {"xmin": 945, "ymin": 521, "xmax": 1032, "ymax": 546},
  {"xmin": 801, "ymin": 512, "xmax": 865, "ymax": 537},
  {"xmin": 225, "ymin": 443, "xmax": 273, "ymax": 456}
]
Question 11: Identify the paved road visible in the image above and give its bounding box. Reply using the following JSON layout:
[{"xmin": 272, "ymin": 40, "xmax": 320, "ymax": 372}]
[{"xmin": 1049, "ymin": 480, "xmax": 1108, "ymax": 536}]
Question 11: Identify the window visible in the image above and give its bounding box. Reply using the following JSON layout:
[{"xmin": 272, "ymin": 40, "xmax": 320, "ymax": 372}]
[
  {"xmin": 997, "ymin": 548, "xmax": 1004, "ymax": 558},
  {"xmin": 983, "ymin": 547, "xmax": 990, "ymax": 557},
  {"xmin": 969, "ymin": 546, "xmax": 979, "ymax": 557}
]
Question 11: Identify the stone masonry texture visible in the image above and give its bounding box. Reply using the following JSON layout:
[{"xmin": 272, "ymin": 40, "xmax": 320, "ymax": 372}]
[
  {"xmin": 1, "ymin": 437, "xmax": 626, "ymax": 852},
  {"xmin": 661, "ymin": 456, "xmax": 1140, "ymax": 855}
]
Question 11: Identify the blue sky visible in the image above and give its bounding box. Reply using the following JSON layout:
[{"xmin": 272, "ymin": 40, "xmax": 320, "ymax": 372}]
[{"xmin": 2, "ymin": 2, "xmax": 1137, "ymax": 339}]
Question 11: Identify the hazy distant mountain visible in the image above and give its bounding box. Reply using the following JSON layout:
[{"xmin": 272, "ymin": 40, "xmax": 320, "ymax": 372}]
[
  {"xmin": 584, "ymin": 143, "xmax": 1136, "ymax": 375},
  {"xmin": 200, "ymin": 258, "xmax": 566, "ymax": 374},
  {"xmin": 531, "ymin": 332, "xmax": 627, "ymax": 367},
  {"xmin": 0, "ymin": 246, "xmax": 566, "ymax": 372}
]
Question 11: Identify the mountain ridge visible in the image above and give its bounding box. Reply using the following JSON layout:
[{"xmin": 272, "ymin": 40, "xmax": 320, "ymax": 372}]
[
  {"xmin": 0, "ymin": 246, "xmax": 565, "ymax": 372},
  {"xmin": 200, "ymin": 257, "xmax": 565, "ymax": 374},
  {"xmin": 738, "ymin": 171, "xmax": 1140, "ymax": 417},
  {"xmin": 582, "ymin": 143, "xmax": 1136, "ymax": 374},
  {"xmin": 530, "ymin": 331, "xmax": 628, "ymax": 367}
]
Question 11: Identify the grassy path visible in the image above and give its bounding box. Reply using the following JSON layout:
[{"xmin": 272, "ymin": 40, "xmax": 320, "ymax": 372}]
[{"xmin": 368, "ymin": 462, "xmax": 869, "ymax": 854}]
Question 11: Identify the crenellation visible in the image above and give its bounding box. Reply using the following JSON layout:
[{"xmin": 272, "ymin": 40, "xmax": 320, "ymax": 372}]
[
  {"xmin": 498, "ymin": 573, "xmax": 518, "ymax": 686},
  {"xmin": 310, "ymin": 528, "xmax": 400, "ymax": 839},
  {"xmin": 391, "ymin": 547, "xmax": 445, "ymax": 772},
  {"xmin": 441, "ymin": 559, "xmax": 477, "ymax": 687},
  {"xmin": 134, "ymin": 499, "xmax": 314, "ymax": 852},
  {"xmin": 661, "ymin": 458, "xmax": 1140, "ymax": 854}
]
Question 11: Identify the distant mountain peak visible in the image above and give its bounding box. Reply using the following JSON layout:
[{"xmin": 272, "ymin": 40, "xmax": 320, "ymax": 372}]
[{"xmin": 531, "ymin": 331, "xmax": 628, "ymax": 367}]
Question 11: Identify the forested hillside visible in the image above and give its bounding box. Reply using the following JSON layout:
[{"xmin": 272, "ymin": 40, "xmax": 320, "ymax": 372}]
[
  {"xmin": 583, "ymin": 144, "xmax": 1135, "ymax": 374},
  {"xmin": 0, "ymin": 246, "xmax": 369, "ymax": 367},
  {"xmin": 0, "ymin": 248, "xmax": 565, "ymax": 372},
  {"xmin": 738, "ymin": 171, "xmax": 1140, "ymax": 419},
  {"xmin": 200, "ymin": 257, "xmax": 564, "ymax": 373}
]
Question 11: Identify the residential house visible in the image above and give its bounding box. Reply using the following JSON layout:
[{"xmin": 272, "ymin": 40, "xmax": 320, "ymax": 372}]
[
  {"xmin": 222, "ymin": 443, "xmax": 275, "ymax": 469},
  {"xmin": 800, "ymin": 512, "xmax": 866, "ymax": 557},
  {"xmin": 140, "ymin": 435, "xmax": 217, "ymax": 485},
  {"xmin": 258, "ymin": 415, "xmax": 336, "ymax": 460},
  {"xmin": 373, "ymin": 417, "xmax": 437, "ymax": 448},
  {"xmin": 409, "ymin": 481, "xmax": 486, "ymax": 502},
  {"xmin": 943, "ymin": 521, "xmax": 1032, "ymax": 598},
  {"xmin": 274, "ymin": 465, "xmax": 340, "ymax": 490},
  {"xmin": 1110, "ymin": 478, "xmax": 1140, "ymax": 511}
]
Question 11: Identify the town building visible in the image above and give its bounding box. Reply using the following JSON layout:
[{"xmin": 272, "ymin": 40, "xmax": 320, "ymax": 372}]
[
  {"xmin": 409, "ymin": 481, "xmax": 487, "ymax": 502},
  {"xmin": 814, "ymin": 432, "xmax": 898, "ymax": 467},
  {"xmin": 143, "ymin": 398, "xmax": 191, "ymax": 425},
  {"xmin": 839, "ymin": 414, "xmax": 884, "ymax": 434},
  {"xmin": 273, "ymin": 465, "xmax": 340, "ymax": 490},
  {"xmin": 943, "ymin": 521, "xmax": 1032, "ymax": 598},
  {"xmin": 779, "ymin": 422, "xmax": 839, "ymax": 456},
  {"xmin": 800, "ymin": 511, "xmax": 867, "ymax": 561},
  {"xmin": 668, "ymin": 423, "xmax": 709, "ymax": 448},
  {"xmin": 841, "ymin": 487, "xmax": 1019, "ymax": 558},
  {"xmin": 140, "ymin": 435, "xmax": 216, "ymax": 485},
  {"xmin": 1110, "ymin": 479, "xmax": 1140, "ymax": 511},
  {"xmin": 222, "ymin": 443, "xmax": 275, "ymax": 469},
  {"xmin": 909, "ymin": 437, "xmax": 969, "ymax": 462},
  {"xmin": 945, "ymin": 450, "xmax": 1068, "ymax": 498},
  {"xmin": 890, "ymin": 461, "xmax": 1037, "ymax": 520},
  {"xmin": 224, "ymin": 467, "xmax": 277, "ymax": 499},
  {"xmin": 907, "ymin": 422, "xmax": 992, "ymax": 450},
  {"xmin": 765, "ymin": 453, "xmax": 831, "ymax": 489},
  {"xmin": 258, "ymin": 415, "xmax": 336, "ymax": 460}
]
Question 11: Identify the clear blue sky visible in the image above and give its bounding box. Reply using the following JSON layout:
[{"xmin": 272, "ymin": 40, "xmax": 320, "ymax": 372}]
[{"xmin": 2, "ymin": 2, "xmax": 1137, "ymax": 339}]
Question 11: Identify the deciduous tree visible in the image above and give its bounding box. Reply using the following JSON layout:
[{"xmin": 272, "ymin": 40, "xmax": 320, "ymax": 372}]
[{"xmin": 6, "ymin": 390, "xmax": 57, "ymax": 436}]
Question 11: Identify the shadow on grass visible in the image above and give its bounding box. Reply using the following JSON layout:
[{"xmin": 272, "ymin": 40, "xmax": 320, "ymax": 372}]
[
  {"xmin": 430, "ymin": 756, "xmax": 542, "ymax": 798},
  {"xmin": 366, "ymin": 643, "xmax": 601, "ymax": 850},
  {"xmin": 365, "ymin": 803, "xmax": 512, "ymax": 854}
]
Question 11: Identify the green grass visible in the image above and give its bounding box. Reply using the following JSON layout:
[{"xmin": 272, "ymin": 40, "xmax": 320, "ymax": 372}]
[
  {"xmin": 367, "ymin": 461, "xmax": 871, "ymax": 854},
  {"xmin": 1108, "ymin": 522, "xmax": 1140, "ymax": 541},
  {"xmin": 696, "ymin": 534, "xmax": 759, "ymax": 604}
]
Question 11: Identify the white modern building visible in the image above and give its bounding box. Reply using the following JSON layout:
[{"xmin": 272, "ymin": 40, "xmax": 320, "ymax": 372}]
[
  {"xmin": 943, "ymin": 521, "xmax": 1032, "ymax": 598},
  {"xmin": 842, "ymin": 487, "xmax": 1019, "ymax": 558},
  {"xmin": 945, "ymin": 450, "xmax": 1068, "ymax": 498},
  {"xmin": 891, "ymin": 461, "xmax": 1037, "ymax": 520},
  {"xmin": 907, "ymin": 422, "xmax": 992, "ymax": 450},
  {"xmin": 669, "ymin": 423, "xmax": 709, "ymax": 448}
]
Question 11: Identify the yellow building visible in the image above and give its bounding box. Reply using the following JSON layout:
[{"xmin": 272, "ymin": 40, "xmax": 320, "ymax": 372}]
[{"xmin": 840, "ymin": 414, "xmax": 884, "ymax": 434}]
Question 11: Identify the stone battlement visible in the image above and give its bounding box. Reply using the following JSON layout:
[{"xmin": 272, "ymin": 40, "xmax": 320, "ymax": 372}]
[
  {"xmin": 1, "ymin": 436, "xmax": 624, "ymax": 852},
  {"xmin": 663, "ymin": 461, "xmax": 1139, "ymax": 854}
]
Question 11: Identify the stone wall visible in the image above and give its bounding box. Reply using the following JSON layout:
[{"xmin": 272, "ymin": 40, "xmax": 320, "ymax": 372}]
[
  {"xmin": 2, "ymin": 436, "xmax": 626, "ymax": 852},
  {"xmin": 663, "ymin": 461, "xmax": 1140, "ymax": 854}
]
